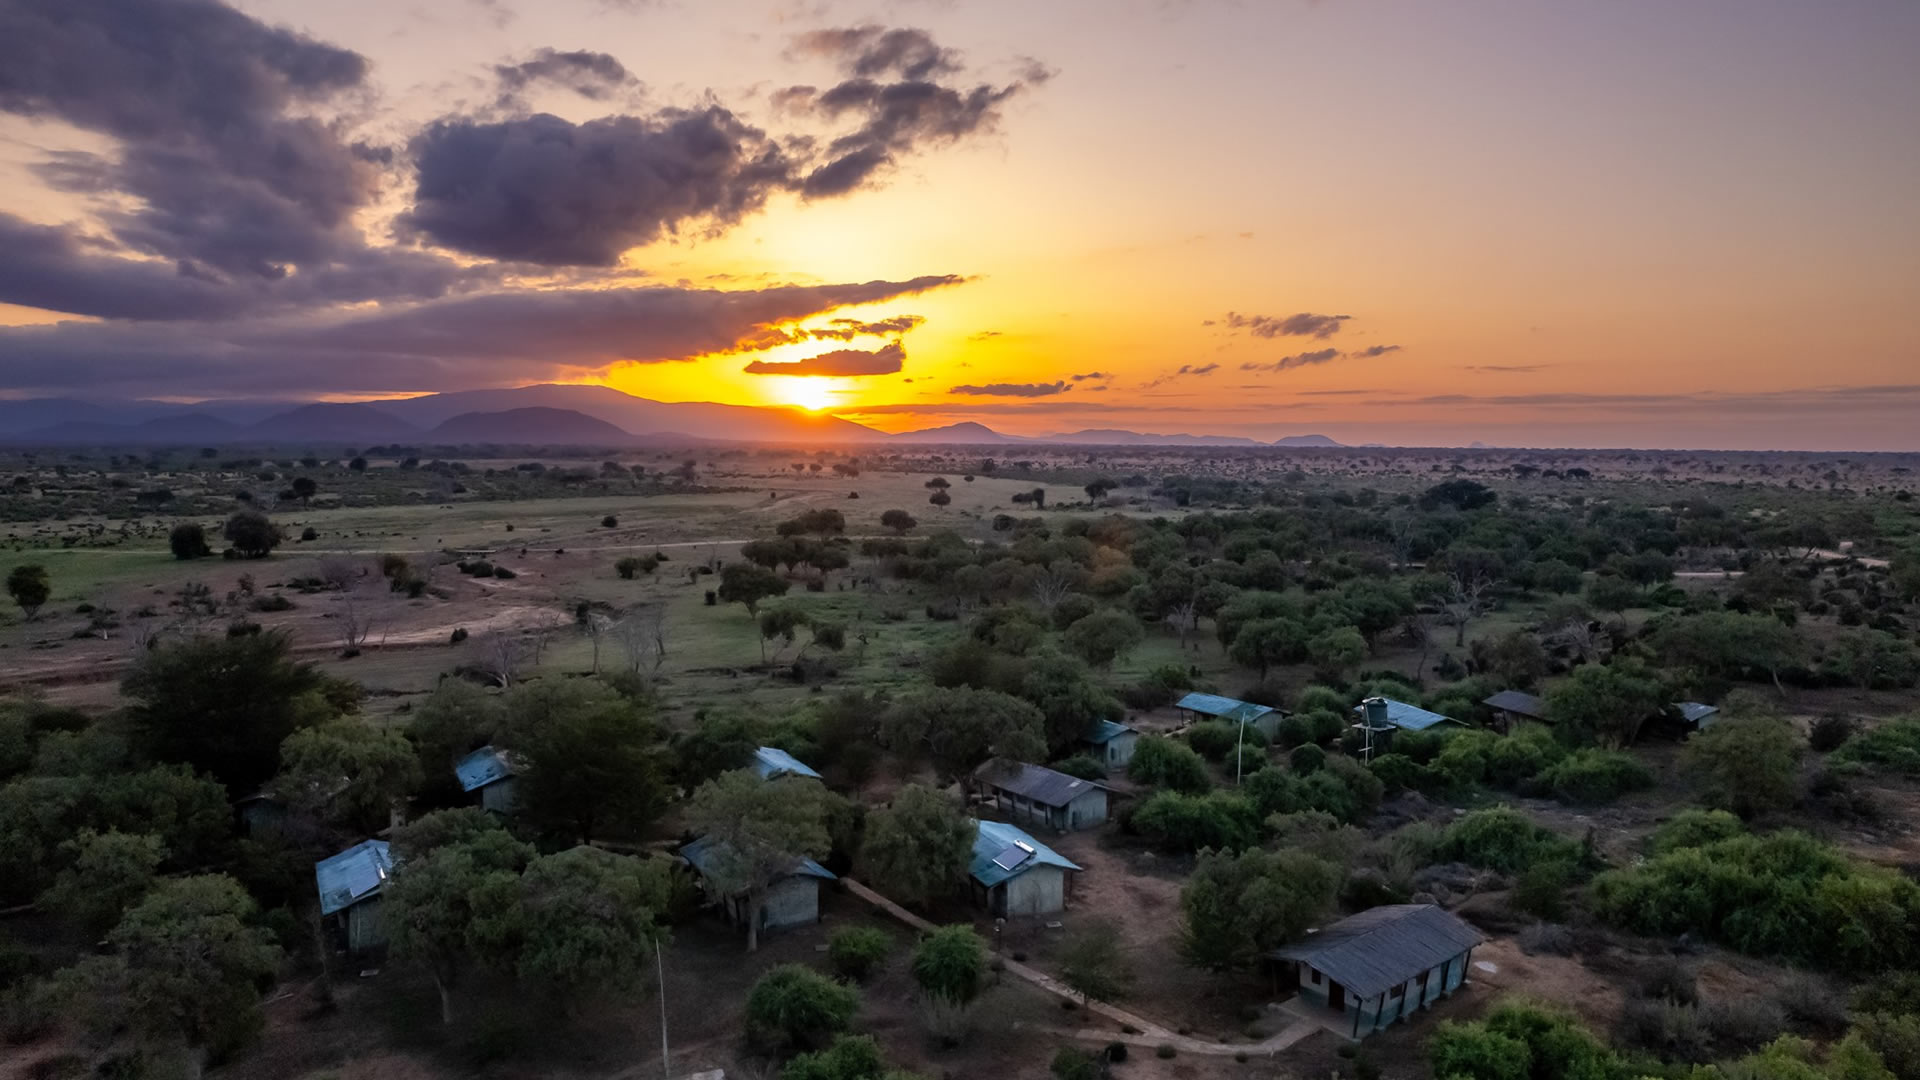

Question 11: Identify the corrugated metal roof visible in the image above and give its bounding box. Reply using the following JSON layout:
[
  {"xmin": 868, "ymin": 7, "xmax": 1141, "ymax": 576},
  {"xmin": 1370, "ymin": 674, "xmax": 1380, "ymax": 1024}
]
[
  {"xmin": 1177, "ymin": 692, "xmax": 1275, "ymax": 722},
  {"xmin": 975, "ymin": 761, "xmax": 1110, "ymax": 808},
  {"xmin": 969, "ymin": 820, "xmax": 1078, "ymax": 888},
  {"xmin": 1482, "ymin": 690, "xmax": 1547, "ymax": 718},
  {"xmin": 1351, "ymin": 698, "xmax": 1458, "ymax": 731},
  {"xmin": 1083, "ymin": 719, "xmax": 1135, "ymax": 744},
  {"xmin": 455, "ymin": 745, "xmax": 517, "ymax": 792},
  {"xmin": 680, "ymin": 835, "xmax": 836, "ymax": 882},
  {"xmin": 752, "ymin": 746, "xmax": 822, "ymax": 781},
  {"xmin": 1675, "ymin": 702, "xmax": 1720, "ymax": 724},
  {"xmin": 315, "ymin": 839, "xmax": 392, "ymax": 916},
  {"xmin": 1271, "ymin": 904, "xmax": 1483, "ymax": 999}
]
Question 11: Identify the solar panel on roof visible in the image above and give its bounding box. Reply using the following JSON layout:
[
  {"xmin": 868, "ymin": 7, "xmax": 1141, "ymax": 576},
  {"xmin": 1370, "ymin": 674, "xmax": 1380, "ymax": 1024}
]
[{"xmin": 991, "ymin": 842, "xmax": 1034, "ymax": 872}]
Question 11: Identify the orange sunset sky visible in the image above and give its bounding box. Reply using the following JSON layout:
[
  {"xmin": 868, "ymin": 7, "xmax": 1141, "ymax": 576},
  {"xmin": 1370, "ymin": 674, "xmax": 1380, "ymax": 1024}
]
[{"xmin": 1, "ymin": 0, "xmax": 1916, "ymax": 449}]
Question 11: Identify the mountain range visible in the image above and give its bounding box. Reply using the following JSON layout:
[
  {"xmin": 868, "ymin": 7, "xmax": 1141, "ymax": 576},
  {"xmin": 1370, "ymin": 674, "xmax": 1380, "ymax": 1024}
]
[{"xmin": 0, "ymin": 384, "xmax": 1341, "ymax": 449}]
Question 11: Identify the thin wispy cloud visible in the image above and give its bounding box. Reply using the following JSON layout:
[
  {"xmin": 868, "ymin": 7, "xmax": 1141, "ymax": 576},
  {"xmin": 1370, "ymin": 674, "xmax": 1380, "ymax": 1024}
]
[{"xmin": 949, "ymin": 380, "xmax": 1070, "ymax": 397}]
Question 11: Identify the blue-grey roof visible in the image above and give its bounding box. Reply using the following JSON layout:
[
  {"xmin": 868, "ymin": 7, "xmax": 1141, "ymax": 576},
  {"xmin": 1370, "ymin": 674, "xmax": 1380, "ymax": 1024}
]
[
  {"xmin": 1353, "ymin": 698, "xmax": 1459, "ymax": 731},
  {"xmin": 1482, "ymin": 690, "xmax": 1547, "ymax": 718},
  {"xmin": 1177, "ymin": 692, "xmax": 1275, "ymax": 722},
  {"xmin": 976, "ymin": 761, "xmax": 1110, "ymax": 808},
  {"xmin": 316, "ymin": 839, "xmax": 392, "ymax": 916},
  {"xmin": 752, "ymin": 746, "xmax": 822, "ymax": 781},
  {"xmin": 1083, "ymin": 719, "xmax": 1135, "ymax": 745},
  {"xmin": 969, "ymin": 820, "xmax": 1079, "ymax": 888},
  {"xmin": 679, "ymin": 835, "xmax": 835, "ymax": 882},
  {"xmin": 455, "ymin": 745, "xmax": 517, "ymax": 792},
  {"xmin": 1674, "ymin": 702, "xmax": 1720, "ymax": 724},
  {"xmin": 1271, "ymin": 904, "xmax": 1483, "ymax": 999}
]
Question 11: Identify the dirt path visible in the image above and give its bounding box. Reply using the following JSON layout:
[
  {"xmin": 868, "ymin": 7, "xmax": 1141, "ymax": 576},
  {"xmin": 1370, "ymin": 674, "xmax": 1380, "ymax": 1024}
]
[{"xmin": 841, "ymin": 878, "xmax": 1321, "ymax": 1057}]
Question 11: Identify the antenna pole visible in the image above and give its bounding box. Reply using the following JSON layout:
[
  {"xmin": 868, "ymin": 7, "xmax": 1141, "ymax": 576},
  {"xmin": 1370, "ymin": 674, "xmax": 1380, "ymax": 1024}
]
[{"xmin": 657, "ymin": 938, "xmax": 669, "ymax": 1079}]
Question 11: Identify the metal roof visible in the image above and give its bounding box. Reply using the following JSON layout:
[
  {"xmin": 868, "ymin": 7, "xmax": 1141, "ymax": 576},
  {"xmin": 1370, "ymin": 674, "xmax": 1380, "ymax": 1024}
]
[
  {"xmin": 969, "ymin": 820, "xmax": 1078, "ymax": 888},
  {"xmin": 975, "ymin": 761, "xmax": 1111, "ymax": 808},
  {"xmin": 1674, "ymin": 702, "xmax": 1720, "ymax": 724},
  {"xmin": 752, "ymin": 746, "xmax": 823, "ymax": 781},
  {"xmin": 315, "ymin": 839, "xmax": 392, "ymax": 916},
  {"xmin": 1177, "ymin": 692, "xmax": 1275, "ymax": 722},
  {"xmin": 455, "ymin": 745, "xmax": 517, "ymax": 792},
  {"xmin": 1271, "ymin": 904, "xmax": 1483, "ymax": 999},
  {"xmin": 679, "ymin": 834, "xmax": 835, "ymax": 882},
  {"xmin": 1482, "ymin": 690, "xmax": 1547, "ymax": 719},
  {"xmin": 1351, "ymin": 698, "xmax": 1459, "ymax": 732},
  {"xmin": 1083, "ymin": 719, "xmax": 1135, "ymax": 745}
]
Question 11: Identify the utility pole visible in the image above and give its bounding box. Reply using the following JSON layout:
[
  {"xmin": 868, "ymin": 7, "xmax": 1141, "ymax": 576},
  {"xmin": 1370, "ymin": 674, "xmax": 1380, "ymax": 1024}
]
[{"xmin": 656, "ymin": 938, "xmax": 669, "ymax": 1079}]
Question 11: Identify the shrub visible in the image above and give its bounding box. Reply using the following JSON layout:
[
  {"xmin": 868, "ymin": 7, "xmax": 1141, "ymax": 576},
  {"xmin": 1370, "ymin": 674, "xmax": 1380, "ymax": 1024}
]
[
  {"xmin": 1132, "ymin": 790, "xmax": 1261, "ymax": 853},
  {"xmin": 1517, "ymin": 923, "xmax": 1574, "ymax": 956},
  {"xmin": 169, "ymin": 523, "xmax": 212, "ymax": 560},
  {"xmin": 1156, "ymin": 1044, "xmax": 1175, "ymax": 1059},
  {"xmin": 1809, "ymin": 714, "xmax": 1855, "ymax": 753},
  {"xmin": 1051, "ymin": 1048, "xmax": 1098, "ymax": 1080},
  {"xmin": 1511, "ymin": 860, "xmax": 1576, "ymax": 920},
  {"xmin": 249, "ymin": 594, "xmax": 295, "ymax": 612},
  {"xmin": 1127, "ymin": 736, "xmax": 1211, "ymax": 793},
  {"xmin": 782, "ymin": 1034, "xmax": 889, "ymax": 1080},
  {"xmin": 827, "ymin": 926, "xmax": 892, "ymax": 981},
  {"xmin": 1648, "ymin": 809, "xmax": 1743, "ymax": 854},
  {"xmin": 1539, "ymin": 749, "xmax": 1653, "ymax": 805},
  {"xmin": 300, "ymin": 526, "xmax": 318, "ymax": 541},
  {"xmin": 1429, "ymin": 1001, "xmax": 1626, "ymax": 1080},
  {"xmin": 1591, "ymin": 830, "xmax": 1920, "ymax": 970},
  {"xmin": 1444, "ymin": 808, "xmax": 1580, "ymax": 873},
  {"xmin": 1701, "ymin": 997, "xmax": 1787, "ymax": 1052},
  {"xmin": 1488, "ymin": 727, "xmax": 1567, "ymax": 787},
  {"xmin": 1289, "ymin": 743, "xmax": 1326, "ymax": 775},
  {"xmin": 744, "ymin": 965, "xmax": 858, "ymax": 1049},
  {"xmin": 493, "ymin": 566, "xmax": 516, "ymax": 580},
  {"xmin": 1683, "ymin": 712, "xmax": 1805, "ymax": 817},
  {"xmin": 1187, "ymin": 721, "xmax": 1266, "ymax": 761},
  {"xmin": 601, "ymin": 515, "xmax": 617, "ymax": 528},
  {"xmin": 1833, "ymin": 716, "xmax": 1920, "ymax": 777},
  {"xmin": 911, "ymin": 926, "xmax": 986, "ymax": 1003},
  {"xmin": 1050, "ymin": 754, "xmax": 1107, "ymax": 781}
]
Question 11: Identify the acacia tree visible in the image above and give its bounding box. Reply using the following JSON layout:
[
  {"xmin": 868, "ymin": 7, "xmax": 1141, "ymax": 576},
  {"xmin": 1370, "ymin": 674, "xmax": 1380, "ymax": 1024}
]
[
  {"xmin": 718, "ymin": 562, "xmax": 790, "ymax": 616},
  {"xmin": 1682, "ymin": 708, "xmax": 1805, "ymax": 817},
  {"xmin": 169, "ymin": 524, "xmax": 212, "ymax": 560},
  {"xmin": 223, "ymin": 511, "xmax": 281, "ymax": 558},
  {"xmin": 53, "ymin": 875, "xmax": 282, "ymax": 1079},
  {"xmin": 1060, "ymin": 919, "xmax": 1134, "ymax": 1005},
  {"xmin": 1437, "ymin": 547, "xmax": 1504, "ymax": 646},
  {"xmin": 1062, "ymin": 609, "xmax": 1144, "ymax": 670},
  {"xmin": 385, "ymin": 811, "xmax": 535, "ymax": 1024},
  {"xmin": 512, "ymin": 845, "xmax": 674, "ymax": 1005},
  {"xmin": 1544, "ymin": 659, "xmax": 1666, "ymax": 747},
  {"xmin": 880, "ymin": 509, "xmax": 917, "ymax": 535},
  {"xmin": 1180, "ymin": 848, "xmax": 1340, "ymax": 971},
  {"xmin": 859, "ymin": 784, "xmax": 972, "ymax": 907},
  {"xmin": 685, "ymin": 769, "xmax": 834, "ymax": 952},
  {"xmin": 6, "ymin": 563, "xmax": 50, "ymax": 620},
  {"xmin": 497, "ymin": 678, "xmax": 666, "ymax": 844},
  {"xmin": 271, "ymin": 717, "xmax": 421, "ymax": 833},
  {"xmin": 881, "ymin": 686, "xmax": 1046, "ymax": 792}
]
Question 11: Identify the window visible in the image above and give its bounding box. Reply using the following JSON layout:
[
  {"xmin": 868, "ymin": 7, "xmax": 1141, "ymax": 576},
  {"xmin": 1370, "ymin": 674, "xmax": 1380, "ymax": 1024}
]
[
  {"xmin": 1389, "ymin": 984, "xmax": 1404, "ymax": 998},
  {"xmin": 1310, "ymin": 968, "xmax": 1322, "ymax": 985}
]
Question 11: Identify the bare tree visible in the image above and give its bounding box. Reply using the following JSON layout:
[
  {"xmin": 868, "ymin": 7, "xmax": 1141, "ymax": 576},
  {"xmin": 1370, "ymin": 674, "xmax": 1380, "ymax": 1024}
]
[
  {"xmin": 482, "ymin": 630, "xmax": 527, "ymax": 687},
  {"xmin": 612, "ymin": 604, "xmax": 670, "ymax": 673},
  {"xmin": 1164, "ymin": 597, "xmax": 1200, "ymax": 650},
  {"xmin": 338, "ymin": 585, "xmax": 380, "ymax": 655},
  {"xmin": 317, "ymin": 556, "xmax": 360, "ymax": 593},
  {"xmin": 1031, "ymin": 567, "xmax": 1073, "ymax": 611}
]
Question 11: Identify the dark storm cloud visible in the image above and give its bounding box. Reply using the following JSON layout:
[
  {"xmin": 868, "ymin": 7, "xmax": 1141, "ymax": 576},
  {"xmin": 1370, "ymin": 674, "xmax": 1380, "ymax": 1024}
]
[
  {"xmin": 494, "ymin": 49, "xmax": 639, "ymax": 107},
  {"xmin": 743, "ymin": 342, "xmax": 906, "ymax": 376},
  {"xmin": 949, "ymin": 381, "xmax": 1070, "ymax": 397},
  {"xmin": 1239, "ymin": 348, "xmax": 1341, "ymax": 373},
  {"xmin": 0, "ymin": 276, "xmax": 963, "ymax": 398},
  {"xmin": 1223, "ymin": 311, "xmax": 1351, "ymax": 339},
  {"xmin": 399, "ymin": 108, "xmax": 799, "ymax": 266},
  {"xmin": 781, "ymin": 26, "xmax": 1046, "ymax": 198},
  {"xmin": 0, "ymin": 0, "xmax": 380, "ymax": 280},
  {"xmin": 790, "ymin": 27, "xmax": 961, "ymax": 81}
]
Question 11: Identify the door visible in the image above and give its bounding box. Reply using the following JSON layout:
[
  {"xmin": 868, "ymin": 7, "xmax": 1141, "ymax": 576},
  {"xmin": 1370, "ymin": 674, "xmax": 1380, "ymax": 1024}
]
[{"xmin": 1329, "ymin": 981, "xmax": 1346, "ymax": 1011}]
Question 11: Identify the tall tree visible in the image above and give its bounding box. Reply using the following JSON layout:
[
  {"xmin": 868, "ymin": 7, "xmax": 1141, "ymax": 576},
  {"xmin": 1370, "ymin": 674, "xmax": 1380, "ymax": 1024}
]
[
  {"xmin": 52, "ymin": 875, "xmax": 282, "ymax": 1079},
  {"xmin": 123, "ymin": 630, "xmax": 350, "ymax": 793},
  {"xmin": 1060, "ymin": 919, "xmax": 1134, "ymax": 1005},
  {"xmin": 1683, "ymin": 708, "xmax": 1805, "ymax": 818},
  {"xmin": 6, "ymin": 563, "xmax": 50, "ymax": 620},
  {"xmin": 385, "ymin": 812, "xmax": 535, "ymax": 1024},
  {"xmin": 684, "ymin": 769, "xmax": 833, "ymax": 952},
  {"xmin": 1544, "ymin": 660, "xmax": 1667, "ymax": 747},
  {"xmin": 881, "ymin": 687, "xmax": 1047, "ymax": 791},
  {"xmin": 718, "ymin": 562, "xmax": 790, "ymax": 615},
  {"xmin": 512, "ymin": 846, "xmax": 674, "ymax": 1005},
  {"xmin": 271, "ymin": 717, "xmax": 421, "ymax": 833},
  {"xmin": 1180, "ymin": 848, "xmax": 1339, "ymax": 971},
  {"xmin": 497, "ymin": 678, "xmax": 666, "ymax": 844},
  {"xmin": 859, "ymin": 784, "xmax": 972, "ymax": 907}
]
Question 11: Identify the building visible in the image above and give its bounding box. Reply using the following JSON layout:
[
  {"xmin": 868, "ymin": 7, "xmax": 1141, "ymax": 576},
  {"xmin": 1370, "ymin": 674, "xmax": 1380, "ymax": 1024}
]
[
  {"xmin": 455, "ymin": 745, "xmax": 520, "ymax": 814},
  {"xmin": 1082, "ymin": 719, "xmax": 1140, "ymax": 769},
  {"xmin": 752, "ymin": 746, "xmax": 823, "ymax": 782},
  {"xmin": 1482, "ymin": 690, "xmax": 1547, "ymax": 730},
  {"xmin": 316, "ymin": 839, "xmax": 393, "ymax": 953},
  {"xmin": 968, "ymin": 820, "xmax": 1080, "ymax": 917},
  {"xmin": 1272, "ymin": 904, "xmax": 1482, "ymax": 1039},
  {"xmin": 1673, "ymin": 701, "xmax": 1720, "ymax": 732},
  {"xmin": 679, "ymin": 835, "xmax": 836, "ymax": 933},
  {"xmin": 976, "ymin": 761, "xmax": 1112, "ymax": 831},
  {"xmin": 233, "ymin": 791, "xmax": 288, "ymax": 836},
  {"xmin": 1176, "ymin": 692, "xmax": 1282, "ymax": 739}
]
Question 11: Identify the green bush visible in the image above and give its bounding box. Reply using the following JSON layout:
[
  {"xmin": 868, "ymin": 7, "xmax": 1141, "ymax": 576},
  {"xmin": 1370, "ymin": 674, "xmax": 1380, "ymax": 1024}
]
[
  {"xmin": 1833, "ymin": 716, "xmax": 1920, "ymax": 776},
  {"xmin": 1368, "ymin": 752, "xmax": 1427, "ymax": 792},
  {"xmin": 1127, "ymin": 736, "xmax": 1211, "ymax": 793},
  {"xmin": 1187, "ymin": 720, "xmax": 1265, "ymax": 760},
  {"xmin": 1539, "ymin": 749, "xmax": 1653, "ymax": 805},
  {"xmin": 1289, "ymin": 743, "xmax": 1326, "ymax": 775},
  {"xmin": 1511, "ymin": 860, "xmax": 1575, "ymax": 920},
  {"xmin": 1051, "ymin": 1047, "xmax": 1098, "ymax": 1080},
  {"xmin": 1132, "ymin": 790, "xmax": 1261, "ymax": 853},
  {"xmin": 1430, "ymin": 1001, "xmax": 1629, "ymax": 1080},
  {"xmin": 782, "ymin": 1034, "xmax": 889, "ymax": 1080},
  {"xmin": 1487, "ymin": 727, "xmax": 1566, "ymax": 787},
  {"xmin": 1591, "ymin": 830, "xmax": 1920, "ymax": 970},
  {"xmin": 1444, "ymin": 808, "xmax": 1580, "ymax": 873},
  {"xmin": 1050, "ymin": 754, "xmax": 1108, "ymax": 780},
  {"xmin": 1295, "ymin": 685, "xmax": 1349, "ymax": 714},
  {"xmin": 745, "ymin": 965, "xmax": 859, "ymax": 1049},
  {"xmin": 827, "ymin": 926, "xmax": 892, "ymax": 981},
  {"xmin": 911, "ymin": 925, "xmax": 987, "ymax": 1003},
  {"xmin": 1648, "ymin": 809, "xmax": 1744, "ymax": 855}
]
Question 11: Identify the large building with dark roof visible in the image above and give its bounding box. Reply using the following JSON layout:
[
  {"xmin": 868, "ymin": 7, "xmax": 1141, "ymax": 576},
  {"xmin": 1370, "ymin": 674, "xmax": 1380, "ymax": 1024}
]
[
  {"xmin": 1271, "ymin": 904, "xmax": 1482, "ymax": 1038},
  {"xmin": 975, "ymin": 761, "xmax": 1112, "ymax": 831}
]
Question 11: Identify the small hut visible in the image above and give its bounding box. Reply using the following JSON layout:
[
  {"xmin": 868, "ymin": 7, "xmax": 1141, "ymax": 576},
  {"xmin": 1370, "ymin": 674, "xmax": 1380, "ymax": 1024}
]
[
  {"xmin": 968, "ymin": 820, "xmax": 1079, "ymax": 917},
  {"xmin": 1272, "ymin": 904, "xmax": 1481, "ymax": 1039},
  {"xmin": 316, "ymin": 839, "xmax": 393, "ymax": 953}
]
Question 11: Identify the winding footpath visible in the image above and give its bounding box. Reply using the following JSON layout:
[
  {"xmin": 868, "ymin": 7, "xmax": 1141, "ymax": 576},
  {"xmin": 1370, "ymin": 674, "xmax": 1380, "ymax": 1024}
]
[{"xmin": 840, "ymin": 878, "xmax": 1321, "ymax": 1058}]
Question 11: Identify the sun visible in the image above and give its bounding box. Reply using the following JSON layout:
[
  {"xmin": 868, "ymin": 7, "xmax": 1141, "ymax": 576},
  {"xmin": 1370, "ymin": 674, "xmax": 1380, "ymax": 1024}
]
[{"xmin": 784, "ymin": 380, "xmax": 835, "ymax": 412}]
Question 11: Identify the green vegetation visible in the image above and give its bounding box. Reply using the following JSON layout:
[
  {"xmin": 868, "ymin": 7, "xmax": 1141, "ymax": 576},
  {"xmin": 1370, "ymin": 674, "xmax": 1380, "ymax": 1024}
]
[
  {"xmin": 827, "ymin": 927, "xmax": 893, "ymax": 981},
  {"xmin": 746, "ymin": 964, "xmax": 859, "ymax": 1050},
  {"xmin": 1179, "ymin": 847, "xmax": 1340, "ymax": 971},
  {"xmin": 1833, "ymin": 716, "xmax": 1920, "ymax": 776}
]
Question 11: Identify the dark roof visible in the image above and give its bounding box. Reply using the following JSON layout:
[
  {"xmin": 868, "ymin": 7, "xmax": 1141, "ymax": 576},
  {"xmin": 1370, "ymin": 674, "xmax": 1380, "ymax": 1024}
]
[
  {"xmin": 1084, "ymin": 719, "xmax": 1135, "ymax": 745},
  {"xmin": 975, "ymin": 761, "xmax": 1110, "ymax": 808},
  {"xmin": 1271, "ymin": 904, "xmax": 1482, "ymax": 999},
  {"xmin": 1352, "ymin": 698, "xmax": 1460, "ymax": 732},
  {"xmin": 1176, "ymin": 692, "xmax": 1276, "ymax": 722},
  {"xmin": 969, "ymin": 820, "xmax": 1079, "ymax": 887},
  {"xmin": 1483, "ymin": 690, "xmax": 1547, "ymax": 718},
  {"xmin": 680, "ymin": 835, "xmax": 834, "ymax": 883}
]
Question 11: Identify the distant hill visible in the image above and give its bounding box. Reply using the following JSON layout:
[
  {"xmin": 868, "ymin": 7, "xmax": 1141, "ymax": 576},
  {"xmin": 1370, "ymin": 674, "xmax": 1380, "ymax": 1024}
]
[
  {"xmin": 252, "ymin": 403, "xmax": 422, "ymax": 443},
  {"xmin": 1272, "ymin": 434, "xmax": 1342, "ymax": 447},
  {"xmin": 375, "ymin": 384, "xmax": 885, "ymax": 443},
  {"xmin": 1048, "ymin": 429, "xmax": 1263, "ymax": 447},
  {"xmin": 889, "ymin": 421, "xmax": 1028, "ymax": 444},
  {"xmin": 22, "ymin": 412, "xmax": 242, "ymax": 445},
  {"xmin": 425, "ymin": 407, "xmax": 642, "ymax": 446}
]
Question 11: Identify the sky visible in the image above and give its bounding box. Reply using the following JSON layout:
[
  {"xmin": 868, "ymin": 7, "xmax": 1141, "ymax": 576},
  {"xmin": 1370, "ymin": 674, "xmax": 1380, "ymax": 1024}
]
[{"xmin": 0, "ymin": 0, "xmax": 1916, "ymax": 450}]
